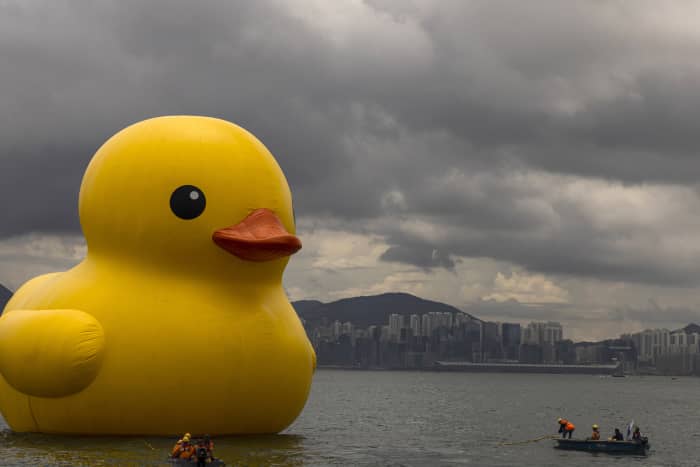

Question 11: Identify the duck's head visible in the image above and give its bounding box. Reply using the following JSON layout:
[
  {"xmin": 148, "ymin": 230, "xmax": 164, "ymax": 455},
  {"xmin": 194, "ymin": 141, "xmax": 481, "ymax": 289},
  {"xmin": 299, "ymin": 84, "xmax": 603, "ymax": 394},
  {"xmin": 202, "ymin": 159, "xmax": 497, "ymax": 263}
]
[{"xmin": 79, "ymin": 116, "xmax": 300, "ymax": 281}]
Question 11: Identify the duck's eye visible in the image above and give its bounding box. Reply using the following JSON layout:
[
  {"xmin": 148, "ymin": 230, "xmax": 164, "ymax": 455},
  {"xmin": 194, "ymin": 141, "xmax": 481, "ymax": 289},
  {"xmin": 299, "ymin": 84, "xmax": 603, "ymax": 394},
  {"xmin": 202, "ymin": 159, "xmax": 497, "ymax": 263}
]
[{"xmin": 170, "ymin": 185, "xmax": 206, "ymax": 220}]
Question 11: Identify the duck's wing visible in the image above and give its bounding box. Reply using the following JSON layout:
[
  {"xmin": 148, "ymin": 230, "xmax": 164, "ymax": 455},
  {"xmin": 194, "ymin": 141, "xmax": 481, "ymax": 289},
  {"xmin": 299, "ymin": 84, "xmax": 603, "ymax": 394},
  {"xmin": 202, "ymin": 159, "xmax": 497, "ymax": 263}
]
[{"xmin": 0, "ymin": 309, "xmax": 105, "ymax": 397}]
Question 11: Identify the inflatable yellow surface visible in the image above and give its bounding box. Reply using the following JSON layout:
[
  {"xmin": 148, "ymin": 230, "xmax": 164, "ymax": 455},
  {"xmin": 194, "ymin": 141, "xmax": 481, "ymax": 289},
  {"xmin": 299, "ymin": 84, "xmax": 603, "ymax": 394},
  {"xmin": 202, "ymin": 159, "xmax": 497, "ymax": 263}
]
[{"xmin": 0, "ymin": 116, "xmax": 316, "ymax": 435}]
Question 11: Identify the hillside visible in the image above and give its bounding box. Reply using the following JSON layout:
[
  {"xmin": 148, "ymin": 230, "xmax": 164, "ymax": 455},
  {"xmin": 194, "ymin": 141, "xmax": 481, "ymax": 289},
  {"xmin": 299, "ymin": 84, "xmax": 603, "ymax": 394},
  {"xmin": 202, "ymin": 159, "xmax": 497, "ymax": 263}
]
[{"xmin": 293, "ymin": 292, "xmax": 478, "ymax": 328}]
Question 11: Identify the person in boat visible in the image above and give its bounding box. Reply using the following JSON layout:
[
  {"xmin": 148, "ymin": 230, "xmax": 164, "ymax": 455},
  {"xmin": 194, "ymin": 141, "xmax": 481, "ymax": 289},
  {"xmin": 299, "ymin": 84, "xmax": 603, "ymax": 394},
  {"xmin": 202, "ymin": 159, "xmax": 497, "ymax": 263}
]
[
  {"xmin": 632, "ymin": 427, "xmax": 642, "ymax": 441},
  {"xmin": 610, "ymin": 428, "xmax": 624, "ymax": 441},
  {"xmin": 188, "ymin": 435, "xmax": 215, "ymax": 466},
  {"xmin": 194, "ymin": 439, "xmax": 210, "ymax": 467},
  {"xmin": 557, "ymin": 418, "xmax": 575, "ymax": 439},
  {"xmin": 171, "ymin": 433, "xmax": 191, "ymax": 458},
  {"xmin": 171, "ymin": 436, "xmax": 196, "ymax": 460},
  {"xmin": 589, "ymin": 424, "xmax": 600, "ymax": 440},
  {"xmin": 202, "ymin": 434, "xmax": 215, "ymax": 460}
]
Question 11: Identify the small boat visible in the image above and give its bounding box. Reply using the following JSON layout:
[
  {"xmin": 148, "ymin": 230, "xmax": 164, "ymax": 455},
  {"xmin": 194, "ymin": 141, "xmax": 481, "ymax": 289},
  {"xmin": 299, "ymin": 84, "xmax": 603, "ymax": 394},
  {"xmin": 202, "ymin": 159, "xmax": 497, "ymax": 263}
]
[{"xmin": 554, "ymin": 438, "xmax": 649, "ymax": 454}]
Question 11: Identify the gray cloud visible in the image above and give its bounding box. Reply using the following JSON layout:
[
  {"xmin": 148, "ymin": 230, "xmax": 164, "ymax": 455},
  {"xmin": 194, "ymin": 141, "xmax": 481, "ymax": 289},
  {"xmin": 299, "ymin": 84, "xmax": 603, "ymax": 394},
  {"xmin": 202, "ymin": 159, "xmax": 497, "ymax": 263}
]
[{"xmin": 3, "ymin": 0, "xmax": 700, "ymax": 290}]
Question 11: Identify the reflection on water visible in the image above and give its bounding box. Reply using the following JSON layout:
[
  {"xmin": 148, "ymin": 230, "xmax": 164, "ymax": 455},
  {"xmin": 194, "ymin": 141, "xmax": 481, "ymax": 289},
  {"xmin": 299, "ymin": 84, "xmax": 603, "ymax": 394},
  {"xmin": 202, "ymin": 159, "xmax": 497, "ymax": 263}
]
[{"xmin": 0, "ymin": 429, "xmax": 307, "ymax": 466}]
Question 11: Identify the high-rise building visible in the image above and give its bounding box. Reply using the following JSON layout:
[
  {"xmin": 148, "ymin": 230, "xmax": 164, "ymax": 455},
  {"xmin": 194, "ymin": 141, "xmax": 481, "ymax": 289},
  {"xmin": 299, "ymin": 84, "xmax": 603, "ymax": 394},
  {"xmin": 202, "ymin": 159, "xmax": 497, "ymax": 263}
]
[
  {"xmin": 630, "ymin": 328, "xmax": 670, "ymax": 362},
  {"xmin": 341, "ymin": 322, "xmax": 354, "ymax": 343},
  {"xmin": 544, "ymin": 322, "xmax": 563, "ymax": 344},
  {"xmin": 463, "ymin": 319, "xmax": 482, "ymax": 362},
  {"xmin": 481, "ymin": 321, "xmax": 502, "ymax": 361},
  {"xmin": 519, "ymin": 321, "xmax": 564, "ymax": 363},
  {"xmin": 454, "ymin": 313, "xmax": 467, "ymax": 327},
  {"xmin": 429, "ymin": 312, "xmax": 442, "ymax": 333},
  {"xmin": 521, "ymin": 321, "xmax": 563, "ymax": 346},
  {"xmin": 380, "ymin": 325, "xmax": 391, "ymax": 342},
  {"xmin": 444, "ymin": 312, "xmax": 453, "ymax": 329},
  {"xmin": 409, "ymin": 314, "xmax": 420, "ymax": 337},
  {"xmin": 521, "ymin": 326, "xmax": 535, "ymax": 346},
  {"xmin": 500, "ymin": 322, "xmax": 521, "ymax": 360},
  {"xmin": 388, "ymin": 314, "xmax": 404, "ymax": 341},
  {"xmin": 332, "ymin": 320, "xmax": 342, "ymax": 339},
  {"xmin": 421, "ymin": 314, "xmax": 431, "ymax": 337}
]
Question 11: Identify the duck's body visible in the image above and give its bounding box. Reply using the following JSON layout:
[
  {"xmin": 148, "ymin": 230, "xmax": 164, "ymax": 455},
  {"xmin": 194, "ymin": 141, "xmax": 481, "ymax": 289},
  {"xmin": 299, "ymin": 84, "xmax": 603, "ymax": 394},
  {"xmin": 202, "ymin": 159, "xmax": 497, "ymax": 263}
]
[{"xmin": 0, "ymin": 116, "xmax": 315, "ymax": 434}]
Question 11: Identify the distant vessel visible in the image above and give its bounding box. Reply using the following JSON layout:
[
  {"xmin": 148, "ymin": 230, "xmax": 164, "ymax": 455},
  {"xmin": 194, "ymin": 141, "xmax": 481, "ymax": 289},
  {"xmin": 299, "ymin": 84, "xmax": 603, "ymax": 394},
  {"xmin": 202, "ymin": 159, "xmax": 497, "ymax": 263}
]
[{"xmin": 554, "ymin": 438, "xmax": 649, "ymax": 455}]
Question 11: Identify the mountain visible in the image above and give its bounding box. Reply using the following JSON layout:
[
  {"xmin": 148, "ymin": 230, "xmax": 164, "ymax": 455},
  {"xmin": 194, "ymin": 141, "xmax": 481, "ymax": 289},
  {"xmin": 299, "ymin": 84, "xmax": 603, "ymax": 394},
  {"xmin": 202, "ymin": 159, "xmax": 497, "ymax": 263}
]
[
  {"xmin": 680, "ymin": 323, "xmax": 700, "ymax": 334},
  {"xmin": 0, "ymin": 284, "xmax": 12, "ymax": 310},
  {"xmin": 293, "ymin": 292, "xmax": 479, "ymax": 328}
]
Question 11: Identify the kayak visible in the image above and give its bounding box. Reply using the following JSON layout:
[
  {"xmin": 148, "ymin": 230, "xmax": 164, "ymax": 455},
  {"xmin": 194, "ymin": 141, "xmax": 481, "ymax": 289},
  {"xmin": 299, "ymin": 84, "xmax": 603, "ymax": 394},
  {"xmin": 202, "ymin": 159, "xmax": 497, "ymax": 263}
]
[
  {"xmin": 554, "ymin": 438, "xmax": 649, "ymax": 454},
  {"xmin": 167, "ymin": 459, "xmax": 226, "ymax": 466}
]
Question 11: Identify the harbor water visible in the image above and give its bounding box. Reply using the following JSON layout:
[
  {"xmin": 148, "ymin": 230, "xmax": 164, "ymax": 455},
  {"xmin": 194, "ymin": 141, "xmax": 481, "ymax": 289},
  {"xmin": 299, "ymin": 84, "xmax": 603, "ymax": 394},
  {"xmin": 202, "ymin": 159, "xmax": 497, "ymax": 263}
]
[{"xmin": 0, "ymin": 370, "xmax": 698, "ymax": 466}]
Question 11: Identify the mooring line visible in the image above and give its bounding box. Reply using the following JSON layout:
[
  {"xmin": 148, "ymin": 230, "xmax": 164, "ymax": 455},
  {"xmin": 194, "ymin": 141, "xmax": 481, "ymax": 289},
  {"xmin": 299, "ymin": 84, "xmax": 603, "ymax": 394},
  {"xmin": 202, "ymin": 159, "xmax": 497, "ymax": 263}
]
[{"xmin": 498, "ymin": 434, "xmax": 558, "ymax": 446}]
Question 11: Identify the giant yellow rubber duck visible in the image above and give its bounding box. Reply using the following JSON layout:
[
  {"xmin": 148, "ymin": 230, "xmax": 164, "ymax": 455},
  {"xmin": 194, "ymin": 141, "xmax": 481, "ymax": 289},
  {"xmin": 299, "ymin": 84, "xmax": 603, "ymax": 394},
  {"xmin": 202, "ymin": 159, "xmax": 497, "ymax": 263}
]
[{"xmin": 0, "ymin": 116, "xmax": 315, "ymax": 435}]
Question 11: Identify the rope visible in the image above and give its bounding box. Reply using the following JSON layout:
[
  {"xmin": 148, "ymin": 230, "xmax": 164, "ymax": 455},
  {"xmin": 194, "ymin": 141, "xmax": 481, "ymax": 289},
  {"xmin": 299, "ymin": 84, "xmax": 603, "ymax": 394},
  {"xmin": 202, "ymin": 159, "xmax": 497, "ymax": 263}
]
[{"xmin": 498, "ymin": 434, "xmax": 558, "ymax": 446}]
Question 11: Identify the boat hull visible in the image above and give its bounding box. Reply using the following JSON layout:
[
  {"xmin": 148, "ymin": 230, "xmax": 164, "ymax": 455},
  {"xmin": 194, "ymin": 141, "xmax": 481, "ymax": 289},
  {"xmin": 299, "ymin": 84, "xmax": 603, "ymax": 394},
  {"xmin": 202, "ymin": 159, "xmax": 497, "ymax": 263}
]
[
  {"xmin": 554, "ymin": 438, "xmax": 649, "ymax": 454},
  {"xmin": 168, "ymin": 459, "xmax": 225, "ymax": 467}
]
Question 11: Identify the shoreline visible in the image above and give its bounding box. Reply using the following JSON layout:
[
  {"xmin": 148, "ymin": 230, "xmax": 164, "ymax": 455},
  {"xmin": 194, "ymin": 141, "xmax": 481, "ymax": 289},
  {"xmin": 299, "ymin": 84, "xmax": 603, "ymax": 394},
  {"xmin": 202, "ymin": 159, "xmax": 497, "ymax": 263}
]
[{"xmin": 316, "ymin": 364, "xmax": 692, "ymax": 377}]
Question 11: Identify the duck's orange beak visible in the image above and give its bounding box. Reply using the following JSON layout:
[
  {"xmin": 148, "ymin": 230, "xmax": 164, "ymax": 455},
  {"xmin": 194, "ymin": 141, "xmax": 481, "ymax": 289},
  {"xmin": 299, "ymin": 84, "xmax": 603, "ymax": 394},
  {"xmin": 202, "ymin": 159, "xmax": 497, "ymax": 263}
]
[{"xmin": 212, "ymin": 208, "xmax": 301, "ymax": 262}]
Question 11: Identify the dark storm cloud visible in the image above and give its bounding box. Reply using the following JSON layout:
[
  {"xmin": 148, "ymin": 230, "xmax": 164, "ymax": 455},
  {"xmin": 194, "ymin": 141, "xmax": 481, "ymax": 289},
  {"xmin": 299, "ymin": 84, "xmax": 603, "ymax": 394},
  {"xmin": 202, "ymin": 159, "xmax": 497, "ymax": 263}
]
[
  {"xmin": 377, "ymin": 172, "xmax": 700, "ymax": 285},
  {"xmin": 3, "ymin": 0, "xmax": 700, "ymax": 286}
]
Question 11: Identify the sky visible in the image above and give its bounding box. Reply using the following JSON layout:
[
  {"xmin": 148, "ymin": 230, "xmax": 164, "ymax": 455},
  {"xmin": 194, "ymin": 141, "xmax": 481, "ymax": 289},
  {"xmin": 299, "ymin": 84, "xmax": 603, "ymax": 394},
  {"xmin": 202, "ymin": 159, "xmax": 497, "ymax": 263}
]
[{"xmin": 2, "ymin": 0, "xmax": 700, "ymax": 340}]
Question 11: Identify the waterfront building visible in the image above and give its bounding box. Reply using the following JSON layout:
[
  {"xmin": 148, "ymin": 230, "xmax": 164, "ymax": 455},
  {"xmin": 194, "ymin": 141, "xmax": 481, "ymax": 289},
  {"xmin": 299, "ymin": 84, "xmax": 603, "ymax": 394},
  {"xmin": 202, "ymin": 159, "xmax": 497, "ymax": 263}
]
[
  {"xmin": 454, "ymin": 313, "xmax": 467, "ymax": 328},
  {"xmin": 544, "ymin": 322, "xmax": 563, "ymax": 344},
  {"xmin": 521, "ymin": 321, "xmax": 563, "ymax": 346},
  {"xmin": 500, "ymin": 322, "xmax": 521, "ymax": 360},
  {"xmin": 332, "ymin": 320, "xmax": 342, "ymax": 339},
  {"xmin": 388, "ymin": 314, "xmax": 404, "ymax": 341},
  {"xmin": 304, "ymin": 305, "xmax": 698, "ymax": 375},
  {"xmin": 409, "ymin": 314, "xmax": 421, "ymax": 338},
  {"xmin": 421, "ymin": 314, "xmax": 431, "ymax": 337},
  {"xmin": 429, "ymin": 312, "xmax": 442, "ymax": 333},
  {"xmin": 341, "ymin": 321, "xmax": 354, "ymax": 336},
  {"xmin": 380, "ymin": 325, "xmax": 391, "ymax": 342},
  {"xmin": 445, "ymin": 312, "xmax": 453, "ymax": 329},
  {"xmin": 689, "ymin": 333, "xmax": 700, "ymax": 353},
  {"xmin": 627, "ymin": 328, "xmax": 670, "ymax": 363},
  {"xmin": 481, "ymin": 321, "xmax": 502, "ymax": 361}
]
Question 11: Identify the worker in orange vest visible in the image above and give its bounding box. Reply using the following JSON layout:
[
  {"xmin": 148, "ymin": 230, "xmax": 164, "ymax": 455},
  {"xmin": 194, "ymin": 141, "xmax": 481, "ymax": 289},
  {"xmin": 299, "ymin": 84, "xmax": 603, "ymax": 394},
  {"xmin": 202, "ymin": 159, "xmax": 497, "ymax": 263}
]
[
  {"xmin": 171, "ymin": 436, "xmax": 196, "ymax": 460},
  {"xmin": 557, "ymin": 418, "xmax": 575, "ymax": 439},
  {"xmin": 170, "ymin": 433, "xmax": 191, "ymax": 458}
]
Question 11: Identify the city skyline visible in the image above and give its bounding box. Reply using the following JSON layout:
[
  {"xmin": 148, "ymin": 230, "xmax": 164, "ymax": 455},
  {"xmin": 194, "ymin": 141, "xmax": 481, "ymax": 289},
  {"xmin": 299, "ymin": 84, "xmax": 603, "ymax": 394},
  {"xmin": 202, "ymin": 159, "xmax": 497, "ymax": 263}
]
[
  {"xmin": 304, "ymin": 306, "xmax": 700, "ymax": 375},
  {"xmin": 292, "ymin": 291, "xmax": 698, "ymax": 343}
]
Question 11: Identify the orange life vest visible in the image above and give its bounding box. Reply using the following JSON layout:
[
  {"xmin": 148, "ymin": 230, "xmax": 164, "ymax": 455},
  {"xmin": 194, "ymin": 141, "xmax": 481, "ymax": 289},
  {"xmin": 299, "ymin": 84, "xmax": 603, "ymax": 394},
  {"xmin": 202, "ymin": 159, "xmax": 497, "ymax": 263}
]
[
  {"xmin": 174, "ymin": 444, "xmax": 195, "ymax": 460},
  {"xmin": 170, "ymin": 440, "xmax": 183, "ymax": 458}
]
